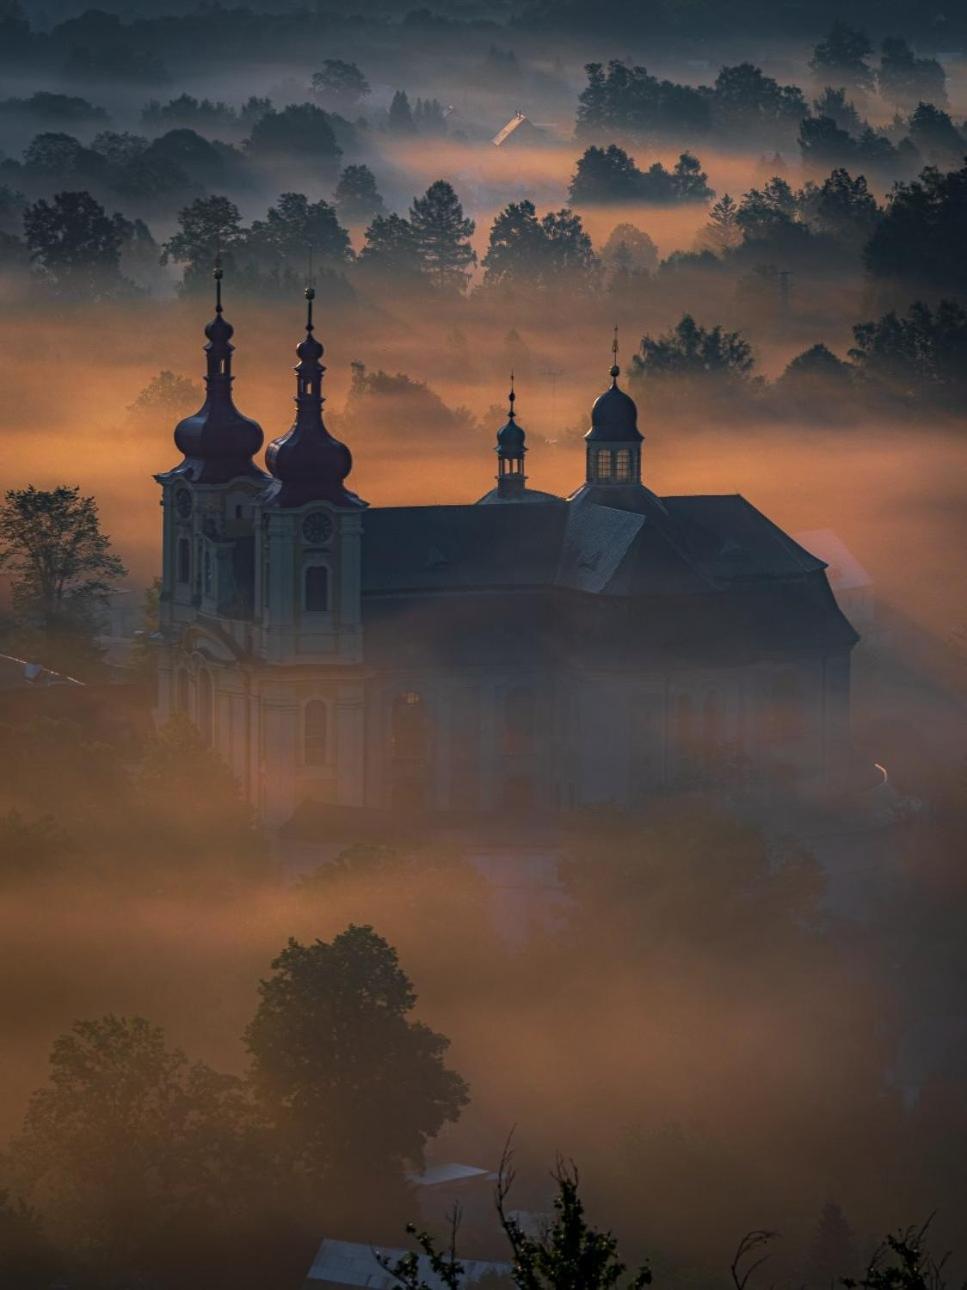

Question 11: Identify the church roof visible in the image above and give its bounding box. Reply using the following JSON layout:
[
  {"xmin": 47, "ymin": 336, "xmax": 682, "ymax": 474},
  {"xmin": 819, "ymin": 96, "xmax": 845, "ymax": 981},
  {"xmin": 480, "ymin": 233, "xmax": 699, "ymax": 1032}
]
[{"xmin": 361, "ymin": 493, "xmax": 829, "ymax": 599}]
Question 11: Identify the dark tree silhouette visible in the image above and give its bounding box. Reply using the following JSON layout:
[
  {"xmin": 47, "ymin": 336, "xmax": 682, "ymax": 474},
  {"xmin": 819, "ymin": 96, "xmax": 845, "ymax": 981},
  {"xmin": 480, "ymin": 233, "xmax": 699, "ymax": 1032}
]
[
  {"xmin": 482, "ymin": 200, "xmax": 596, "ymax": 290},
  {"xmin": 849, "ymin": 299, "xmax": 967, "ymax": 406},
  {"xmin": 245, "ymin": 926, "xmax": 468, "ymax": 1213},
  {"xmin": 864, "ymin": 162, "xmax": 967, "ymax": 291},
  {"xmin": 334, "ymin": 163, "xmax": 385, "ymax": 222},
  {"xmin": 23, "ymin": 190, "xmax": 130, "ymax": 296},
  {"xmin": 409, "ymin": 180, "xmax": 475, "ymax": 290},
  {"xmin": 632, "ymin": 315, "xmax": 755, "ymax": 384},
  {"xmin": 0, "ymin": 484, "xmax": 126, "ymax": 672},
  {"xmin": 907, "ymin": 103, "xmax": 965, "ymax": 166},
  {"xmin": 162, "ymin": 194, "xmax": 244, "ymax": 290},
  {"xmin": 241, "ymin": 191, "xmax": 351, "ymax": 289},
  {"xmin": 877, "ymin": 38, "xmax": 947, "ymax": 109},
  {"xmin": 358, "ymin": 212, "xmax": 425, "ymax": 281},
  {"xmin": 805, "ymin": 1200, "xmax": 859, "ymax": 1288},
  {"xmin": 311, "ymin": 59, "xmax": 370, "ymax": 111},
  {"xmin": 388, "ymin": 89, "xmax": 417, "ymax": 134},
  {"xmin": 810, "ymin": 22, "xmax": 875, "ymax": 93},
  {"xmin": 247, "ymin": 103, "xmax": 342, "ymax": 169},
  {"xmin": 812, "ymin": 88, "xmax": 864, "ymax": 135}
]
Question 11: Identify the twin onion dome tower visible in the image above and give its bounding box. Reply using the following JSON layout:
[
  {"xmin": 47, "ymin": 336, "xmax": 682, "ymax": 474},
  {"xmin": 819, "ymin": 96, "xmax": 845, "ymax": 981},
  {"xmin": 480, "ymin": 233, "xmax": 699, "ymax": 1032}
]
[{"xmin": 169, "ymin": 263, "xmax": 651, "ymax": 510}]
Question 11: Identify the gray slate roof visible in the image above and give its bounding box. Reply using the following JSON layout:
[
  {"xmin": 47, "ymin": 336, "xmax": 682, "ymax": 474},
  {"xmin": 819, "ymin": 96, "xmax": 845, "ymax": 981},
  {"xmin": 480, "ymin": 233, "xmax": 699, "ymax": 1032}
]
[{"xmin": 360, "ymin": 493, "xmax": 827, "ymax": 599}]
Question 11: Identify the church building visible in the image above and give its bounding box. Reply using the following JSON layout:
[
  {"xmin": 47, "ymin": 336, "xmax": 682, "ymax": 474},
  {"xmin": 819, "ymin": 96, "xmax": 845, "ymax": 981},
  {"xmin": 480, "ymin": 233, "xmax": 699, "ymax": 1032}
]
[{"xmin": 155, "ymin": 270, "xmax": 858, "ymax": 827}]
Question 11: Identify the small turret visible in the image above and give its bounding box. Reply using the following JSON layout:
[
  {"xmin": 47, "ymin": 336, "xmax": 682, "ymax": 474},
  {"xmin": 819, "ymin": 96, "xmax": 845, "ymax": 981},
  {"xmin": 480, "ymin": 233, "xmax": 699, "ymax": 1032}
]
[
  {"xmin": 476, "ymin": 375, "xmax": 559, "ymax": 506},
  {"xmin": 584, "ymin": 328, "xmax": 643, "ymax": 487}
]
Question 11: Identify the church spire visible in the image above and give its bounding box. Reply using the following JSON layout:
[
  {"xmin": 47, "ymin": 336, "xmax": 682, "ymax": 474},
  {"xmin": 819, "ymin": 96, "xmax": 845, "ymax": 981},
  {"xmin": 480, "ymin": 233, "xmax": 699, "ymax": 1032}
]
[
  {"xmin": 495, "ymin": 371, "xmax": 527, "ymax": 499},
  {"xmin": 171, "ymin": 258, "xmax": 265, "ymax": 483},
  {"xmin": 263, "ymin": 285, "xmax": 366, "ymax": 509}
]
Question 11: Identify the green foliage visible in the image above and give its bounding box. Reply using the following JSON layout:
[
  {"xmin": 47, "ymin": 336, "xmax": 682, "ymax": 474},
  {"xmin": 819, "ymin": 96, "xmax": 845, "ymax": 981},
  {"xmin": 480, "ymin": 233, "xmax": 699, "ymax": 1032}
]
[
  {"xmin": 335, "ymin": 163, "xmax": 385, "ymax": 221},
  {"xmin": 162, "ymin": 193, "xmax": 244, "ymax": 289},
  {"xmin": 388, "ymin": 89, "xmax": 417, "ymax": 134},
  {"xmin": 631, "ymin": 315, "xmax": 755, "ymax": 386},
  {"xmin": 906, "ymin": 104, "xmax": 965, "ymax": 167},
  {"xmin": 312, "ymin": 59, "xmax": 370, "ymax": 109},
  {"xmin": 0, "ymin": 1188, "xmax": 59, "ymax": 1288},
  {"xmin": 864, "ymin": 162, "xmax": 967, "ymax": 291},
  {"xmin": 483, "ymin": 200, "xmax": 597, "ymax": 290},
  {"xmin": 409, "ymin": 180, "xmax": 476, "ymax": 290},
  {"xmin": 128, "ymin": 369, "xmax": 202, "ymax": 416},
  {"xmin": 569, "ymin": 145, "xmax": 713, "ymax": 206},
  {"xmin": 712, "ymin": 63, "xmax": 807, "ymax": 131},
  {"xmin": 7, "ymin": 1015, "xmax": 263, "ymax": 1285},
  {"xmin": 812, "ymin": 88, "xmax": 864, "ymax": 135},
  {"xmin": 142, "ymin": 92, "xmax": 237, "ymax": 131},
  {"xmin": 849, "ymin": 299, "xmax": 967, "ymax": 407},
  {"xmin": 810, "ymin": 22, "xmax": 875, "ymax": 93},
  {"xmin": 380, "ymin": 1157, "xmax": 651, "ymax": 1290},
  {"xmin": 843, "ymin": 1218, "xmax": 951, "ymax": 1290},
  {"xmin": 241, "ymin": 191, "xmax": 352, "ymax": 289},
  {"xmin": 23, "ymin": 189, "xmax": 132, "ymax": 297},
  {"xmin": 877, "ymin": 38, "xmax": 947, "ymax": 110},
  {"xmin": 0, "ymin": 484, "xmax": 126, "ymax": 672},
  {"xmin": 244, "ymin": 925, "xmax": 469, "ymax": 1194},
  {"xmin": 247, "ymin": 103, "xmax": 342, "ymax": 167},
  {"xmin": 576, "ymin": 60, "xmax": 710, "ymax": 138}
]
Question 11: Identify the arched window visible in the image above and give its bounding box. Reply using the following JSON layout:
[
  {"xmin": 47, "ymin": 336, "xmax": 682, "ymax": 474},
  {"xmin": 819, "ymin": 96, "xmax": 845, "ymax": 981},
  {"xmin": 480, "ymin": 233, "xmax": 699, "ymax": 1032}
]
[
  {"xmin": 595, "ymin": 448, "xmax": 613, "ymax": 480},
  {"xmin": 304, "ymin": 564, "xmax": 329, "ymax": 613},
  {"xmin": 197, "ymin": 669, "xmax": 213, "ymax": 746},
  {"xmin": 177, "ymin": 538, "xmax": 190, "ymax": 584},
  {"xmin": 176, "ymin": 668, "xmax": 190, "ymax": 713},
  {"xmin": 614, "ymin": 448, "xmax": 633, "ymax": 482},
  {"xmin": 304, "ymin": 700, "xmax": 328, "ymax": 767}
]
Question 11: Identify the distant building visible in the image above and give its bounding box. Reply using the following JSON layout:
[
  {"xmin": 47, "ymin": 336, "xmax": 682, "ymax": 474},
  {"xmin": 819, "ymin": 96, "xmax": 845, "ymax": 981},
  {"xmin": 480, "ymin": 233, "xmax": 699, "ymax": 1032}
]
[
  {"xmin": 492, "ymin": 110, "xmax": 546, "ymax": 147},
  {"xmin": 154, "ymin": 275, "xmax": 859, "ymax": 827},
  {"xmin": 304, "ymin": 1238, "xmax": 510, "ymax": 1290}
]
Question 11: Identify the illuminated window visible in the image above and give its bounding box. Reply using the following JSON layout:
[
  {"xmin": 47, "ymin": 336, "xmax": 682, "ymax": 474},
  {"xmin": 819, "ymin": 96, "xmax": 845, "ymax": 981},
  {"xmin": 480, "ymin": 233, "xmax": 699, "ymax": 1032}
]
[
  {"xmin": 595, "ymin": 449, "xmax": 613, "ymax": 480},
  {"xmin": 614, "ymin": 448, "xmax": 632, "ymax": 482},
  {"xmin": 304, "ymin": 700, "xmax": 327, "ymax": 766},
  {"xmin": 304, "ymin": 565, "xmax": 329, "ymax": 613}
]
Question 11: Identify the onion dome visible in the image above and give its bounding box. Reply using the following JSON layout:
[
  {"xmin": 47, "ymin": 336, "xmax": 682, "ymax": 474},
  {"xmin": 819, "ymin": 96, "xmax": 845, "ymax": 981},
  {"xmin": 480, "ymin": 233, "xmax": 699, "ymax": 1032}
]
[
  {"xmin": 171, "ymin": 260, "xmax": 266, "ymax": 483},
  {"xmin": 496, "ymin": 378, "xmax": 526, "ymax": 460},
  {"xmin": 585, "ymin": 349, "xmax": 642, "ymax": 445},
  {"xmin": 262, "ymin": 286, "xmax": 367, "ymax": 510}
]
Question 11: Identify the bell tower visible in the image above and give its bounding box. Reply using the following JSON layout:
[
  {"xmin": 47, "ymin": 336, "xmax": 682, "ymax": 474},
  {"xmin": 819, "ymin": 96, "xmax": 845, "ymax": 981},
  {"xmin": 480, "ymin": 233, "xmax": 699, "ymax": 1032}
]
[{"xmin": 255, "ymin": 284, "xmax": 368, "ymax": 666}]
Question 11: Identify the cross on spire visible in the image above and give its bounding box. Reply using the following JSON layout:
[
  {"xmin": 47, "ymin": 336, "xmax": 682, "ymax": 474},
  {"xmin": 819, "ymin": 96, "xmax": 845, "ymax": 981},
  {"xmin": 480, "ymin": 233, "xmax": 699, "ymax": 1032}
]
[
  {"xmin": 508, "ymin": 370, "xmax": 516, "ymax": 420},
  {"xmin": 610, "ymin": 324, "xmax": 620, "ymax": 383}
]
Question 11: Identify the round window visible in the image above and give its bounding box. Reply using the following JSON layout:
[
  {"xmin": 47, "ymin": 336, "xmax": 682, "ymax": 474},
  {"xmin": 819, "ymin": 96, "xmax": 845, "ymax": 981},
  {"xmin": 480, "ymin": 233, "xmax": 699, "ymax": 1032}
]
[{"xmin": 302, "ymin": 511, "xmax": 334, "ymax": 545}]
